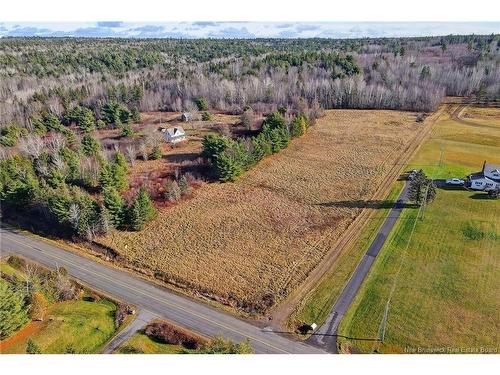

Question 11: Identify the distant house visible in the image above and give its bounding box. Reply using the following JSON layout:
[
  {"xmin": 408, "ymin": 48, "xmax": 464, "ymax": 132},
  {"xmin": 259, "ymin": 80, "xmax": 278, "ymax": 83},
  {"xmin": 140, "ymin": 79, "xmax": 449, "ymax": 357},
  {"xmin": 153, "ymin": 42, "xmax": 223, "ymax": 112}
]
[
  {"xmin": 466, "ymin": 162, "xmax": 500, "ymax": 191},
  {"xmin": 181, "ymin": 112, "xmax": 191, "ymax": 122},
  {"xmin": 162, "ymin": 127, "xmax": 186, "ymax": 144}
]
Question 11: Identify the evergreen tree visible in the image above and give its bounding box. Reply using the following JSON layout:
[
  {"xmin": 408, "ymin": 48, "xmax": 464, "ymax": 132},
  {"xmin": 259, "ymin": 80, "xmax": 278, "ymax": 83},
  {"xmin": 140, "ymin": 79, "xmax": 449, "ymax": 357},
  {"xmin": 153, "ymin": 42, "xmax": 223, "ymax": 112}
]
[
  {"xmin": 26, "ymin": 339, "xmax": 42, "ymax": 354},
  {"xmin": 112, "ymin": 162, "xmax": 128, "ymax": 191},
  {"xmin": 178, "ymin": 175, "xmax": 192, "ymax": 196},
  {"xmin": 408, "ymin": 170, "xmax": 437, "ymax": 205},
  {"xmin": 214, "ymin": 151, "xmax": 243, "ymax": 182},
  {"xmin": 131, "ymin": 107, "xmax": 141, "ymax": 123},
  {"xmin": 194, "ymin": 97, "xmax": 208, "ymax": 111},
  {"xmin": 202, "ymin": 134, "xmax": 232, "ymax": 162},
  {"xmin": 149, "ymin": 145, "xmax": 162, "ymax": 160},
  {"xmin": 129, "ymin": 187, "xmax": 157, "ymax": 231},
  {"xmin": 164, "ymin": 180, "xmax": 181, "ymax": 201},
  {"xmin": 290, "ymin": 114, "xmax": 308, "ymax": 137},
  {"xmin": 102, "ymin": 186, "xmax": 124, "ymax": 227},
  {"xmin": 79, "ymin": 108, "xmax": 95, "ymax": 133},
  {"xmin": 0, "ymin": 282, "xmax": 29, "ymax": 340},
  {"xmin": 114, "ymin": 151, "xmax": 129, "ymax": 173},
  {"xmin": 81, "ymin": 135, "xmax": 100, "ymax": 156}
]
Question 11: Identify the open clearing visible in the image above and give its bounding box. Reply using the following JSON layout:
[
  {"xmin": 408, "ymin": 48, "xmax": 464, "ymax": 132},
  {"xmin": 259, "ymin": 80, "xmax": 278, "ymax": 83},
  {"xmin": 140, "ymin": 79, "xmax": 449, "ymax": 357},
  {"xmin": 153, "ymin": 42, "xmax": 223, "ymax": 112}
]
[
  {"xmin": 337, "ymin": 105, "xmax": 500, "ymax": 353},
  {"xmin": 95, "ymin": 109, "xmax": 424, "ymax": 312}
]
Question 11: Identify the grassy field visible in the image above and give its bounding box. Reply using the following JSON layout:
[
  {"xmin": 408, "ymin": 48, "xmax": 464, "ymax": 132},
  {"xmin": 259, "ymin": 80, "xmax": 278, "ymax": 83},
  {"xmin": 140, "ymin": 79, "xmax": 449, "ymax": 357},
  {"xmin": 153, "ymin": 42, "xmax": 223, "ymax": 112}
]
[
  {"xmin": 0, "ymin": 258, "xmax": 120, "ymax": 354},
  {"xmin": 337, "ymin": 105, "xmax": 500, "ymax": 353},
  {"xmin": 288, "ymin": 180, "xmax": 405, "ymax": 329},
  {"xmin": 95, "ymin": 109, "xmax": 423, "ymax": 311},
  {"xmin": 116, "ymin": 332, "xmax": 196, "ymax": 354},
  {"xmin": 1, "ymin": 299, "xmax": 118, "ymax": 354}
]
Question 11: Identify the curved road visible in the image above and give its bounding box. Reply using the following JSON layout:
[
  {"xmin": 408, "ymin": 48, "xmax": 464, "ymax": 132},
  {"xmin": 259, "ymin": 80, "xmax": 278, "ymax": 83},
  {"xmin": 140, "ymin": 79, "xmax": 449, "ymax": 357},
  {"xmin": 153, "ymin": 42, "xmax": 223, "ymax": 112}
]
[
  {"xmin": 0, "ymin": 226, "xmax": 325, "ymax": 354},
  {"xmin": 308, "ymin": 182, "xmax": 410, "ymax": 352}
]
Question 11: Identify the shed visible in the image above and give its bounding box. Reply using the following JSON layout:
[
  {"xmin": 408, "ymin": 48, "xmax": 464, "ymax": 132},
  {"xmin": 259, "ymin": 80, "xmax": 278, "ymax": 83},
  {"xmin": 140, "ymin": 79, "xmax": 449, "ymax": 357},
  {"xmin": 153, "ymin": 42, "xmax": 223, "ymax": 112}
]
[{"xmin": 181, "ymin": 112, "xmax": 191, "ymax": 122}]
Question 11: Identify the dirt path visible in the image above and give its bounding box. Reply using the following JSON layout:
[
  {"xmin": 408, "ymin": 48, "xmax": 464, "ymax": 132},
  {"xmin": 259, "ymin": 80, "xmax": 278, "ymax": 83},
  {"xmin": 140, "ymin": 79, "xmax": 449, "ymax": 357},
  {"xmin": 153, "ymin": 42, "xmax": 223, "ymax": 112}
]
[
  {"xmin": 0, "ymin": 321, "xmax": 42, "ymax": 353},
  {"xmin": 451, "ymin": 104, "xmax": 499, "ymax": 130},
  {"xmin": 270, "ymin": 105, "xmax": 445, "ymax": 328}
]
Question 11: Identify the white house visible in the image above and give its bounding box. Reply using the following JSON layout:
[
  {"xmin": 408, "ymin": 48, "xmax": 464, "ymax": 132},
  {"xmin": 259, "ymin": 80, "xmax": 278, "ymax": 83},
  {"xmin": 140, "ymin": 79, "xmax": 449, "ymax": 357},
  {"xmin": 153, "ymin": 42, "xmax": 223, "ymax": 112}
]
[
  {"xmin": 466, "ymin": 162, "xmax": 500, "ymax": 191},
  {"xmin": 162, "ymin": 127, "xmax": 186, "ymax": 144}
]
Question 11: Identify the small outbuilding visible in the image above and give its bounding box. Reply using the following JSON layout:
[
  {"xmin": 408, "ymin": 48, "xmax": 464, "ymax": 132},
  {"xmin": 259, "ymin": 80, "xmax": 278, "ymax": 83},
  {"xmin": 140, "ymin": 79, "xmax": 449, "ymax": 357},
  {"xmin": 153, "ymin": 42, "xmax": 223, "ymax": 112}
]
[
  {"xmin": 162, "ymin": 126, "xmax": 187, "ymax": 144},
  {"xmin": 181, "ymin": 112, "xmax": 191, "ymax": 122}
]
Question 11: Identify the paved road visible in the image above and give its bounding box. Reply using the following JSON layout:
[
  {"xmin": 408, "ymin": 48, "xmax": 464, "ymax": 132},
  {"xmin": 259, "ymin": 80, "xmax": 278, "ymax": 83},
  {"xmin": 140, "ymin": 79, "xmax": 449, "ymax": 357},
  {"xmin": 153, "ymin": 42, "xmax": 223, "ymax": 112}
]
[
  {"xmin": 308, "ymin": 182, "xmax": 410, "ymax": 352},
  {"xmin": 102, "ymin": 310, "xmax": 158, "ymax": 354},
  {"xmin": 0, "ymin": 227, "xmax": 325, "ymax": 354}
]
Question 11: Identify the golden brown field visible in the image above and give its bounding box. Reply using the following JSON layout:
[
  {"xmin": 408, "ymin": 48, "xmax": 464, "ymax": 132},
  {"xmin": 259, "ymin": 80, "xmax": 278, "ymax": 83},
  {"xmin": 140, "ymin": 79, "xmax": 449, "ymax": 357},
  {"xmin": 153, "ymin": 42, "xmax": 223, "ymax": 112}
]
[{"xmin": 95, "ymin": 109, "xmax": 424, "ymax": 312}]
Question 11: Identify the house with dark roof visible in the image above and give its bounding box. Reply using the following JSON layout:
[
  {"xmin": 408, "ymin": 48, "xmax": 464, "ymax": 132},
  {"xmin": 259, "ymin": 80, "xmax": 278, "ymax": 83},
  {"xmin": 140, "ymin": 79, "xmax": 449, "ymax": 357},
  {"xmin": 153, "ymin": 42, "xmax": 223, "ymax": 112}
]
[{"xmin": 466, "ymin": 162, "xmax": 500, "ymax": 191}]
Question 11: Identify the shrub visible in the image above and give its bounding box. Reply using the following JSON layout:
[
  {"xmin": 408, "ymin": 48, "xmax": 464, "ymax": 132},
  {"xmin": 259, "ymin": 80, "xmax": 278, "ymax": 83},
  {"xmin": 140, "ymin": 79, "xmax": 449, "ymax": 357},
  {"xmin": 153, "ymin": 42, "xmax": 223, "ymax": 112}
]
[
  {"xmin": 201, "ymin": 111, "xmax": 213, "ymax": 121},
  {"xmin": 164, "ymin": 180, "xmax": 181, "ymax": 202},
  {"xmin": 121, "ymin": 124, "xmax": 134, "ymax": 137},
  {"xmin": 241, "ymin": 108, "xmax": 254, "ymax": 130},
  {"xmin": 201, "ymin": 336, "xmax": 253, "ymax": 354},
  {"xmin": 0, "ymin": 124, "xmax": 27, "ymax": 147},
  {"xmin": 144, "ymin": 322, "xmax": 204, "ymax": 350},
  {"xmin": 29, "ymin": 292, "xmax": 48, "ymax": 321},
  {"xmin": 179, "ymin": 175, "xmax": 192, "ymax": 196},
  {"xmin": 149, "ymin": 145, "xmax": 162, "ymax": 160},
  {"xmin": 7, "ymin": 255, "xmax": 26, "ymax": 270},
  {"xmin": 462, "ymin": 223, "xmax": 485, "ymax": 240},
  {"xmin": 114, "ymin": 304, "xmax": 128, "ymax": 329}
]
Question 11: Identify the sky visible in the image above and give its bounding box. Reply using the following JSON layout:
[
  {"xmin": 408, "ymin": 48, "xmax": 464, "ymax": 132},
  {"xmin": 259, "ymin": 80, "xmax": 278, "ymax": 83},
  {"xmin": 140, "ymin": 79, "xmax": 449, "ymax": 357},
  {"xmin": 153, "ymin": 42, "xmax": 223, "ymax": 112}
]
[{"xmin": 0, "ymin": 22, "xmax": 498, "ymax": 39}]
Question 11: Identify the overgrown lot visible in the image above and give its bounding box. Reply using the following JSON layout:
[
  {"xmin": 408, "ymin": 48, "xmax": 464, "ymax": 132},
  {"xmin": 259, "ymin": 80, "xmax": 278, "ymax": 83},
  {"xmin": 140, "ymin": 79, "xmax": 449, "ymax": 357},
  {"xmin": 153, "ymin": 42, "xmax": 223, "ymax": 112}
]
[
  {"xmin": 96, "ymin": 109, "xmax": 424, "ymax": 313},
  {"xmin": 337, "ymin": 106, "xmax": 500, "ymax": 353}
]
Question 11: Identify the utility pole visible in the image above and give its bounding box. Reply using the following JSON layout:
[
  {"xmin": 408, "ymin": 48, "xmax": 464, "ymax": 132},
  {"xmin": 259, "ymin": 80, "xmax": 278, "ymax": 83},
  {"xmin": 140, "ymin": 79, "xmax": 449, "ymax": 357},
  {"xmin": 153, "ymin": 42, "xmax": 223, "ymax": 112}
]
[
  {"xmin": 439, "ymin": 145, "xmax": 445, "ymax": 167},
  {"xmin": 379, "ymin": 301, "xmax": 390, "ymax": 343},
  {"xmin": 419, "ymin": 183, "xmax": 431, "ymax": 221}
]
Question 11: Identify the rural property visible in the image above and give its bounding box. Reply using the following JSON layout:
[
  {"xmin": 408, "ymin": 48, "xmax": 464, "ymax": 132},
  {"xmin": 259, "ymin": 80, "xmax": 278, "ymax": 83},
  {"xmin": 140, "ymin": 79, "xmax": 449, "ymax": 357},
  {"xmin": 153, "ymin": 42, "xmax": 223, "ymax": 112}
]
[{"xmin": 0, "ymin": 24, "xmax": 498, "ymax": 358}]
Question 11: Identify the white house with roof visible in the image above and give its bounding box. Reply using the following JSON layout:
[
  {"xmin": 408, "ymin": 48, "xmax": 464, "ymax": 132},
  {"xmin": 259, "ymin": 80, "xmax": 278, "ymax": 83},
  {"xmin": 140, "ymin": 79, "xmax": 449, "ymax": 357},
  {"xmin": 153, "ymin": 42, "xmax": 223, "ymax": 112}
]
[
  {"xmin": 162, "ymin": 126, "xmax": 186, "ymax": 144},
  {"xmin": 466, "ymin": 162, "xmax": 500, "ymax": 191}
]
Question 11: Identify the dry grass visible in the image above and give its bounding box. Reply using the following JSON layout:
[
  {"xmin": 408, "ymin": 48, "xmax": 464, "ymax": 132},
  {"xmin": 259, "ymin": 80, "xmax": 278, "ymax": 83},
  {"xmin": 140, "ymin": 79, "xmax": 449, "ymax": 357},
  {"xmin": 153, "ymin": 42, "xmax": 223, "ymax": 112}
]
[{"xmin": 95, "ymin": 109, "xmax": 423, "ymax": 311}]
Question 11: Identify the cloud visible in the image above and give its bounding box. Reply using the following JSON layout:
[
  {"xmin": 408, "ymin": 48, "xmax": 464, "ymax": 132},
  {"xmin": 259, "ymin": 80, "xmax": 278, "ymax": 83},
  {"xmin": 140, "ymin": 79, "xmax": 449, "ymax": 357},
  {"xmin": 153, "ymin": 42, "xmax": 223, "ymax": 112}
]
[
  {"xmin": 192, "ymin": 21, "xmax": 218, "ymax": 27},
  {"xmin": 5, "ymin": 26, "xmax": 51, "ymax": 37},
  {"xmin": 277, "ymin": 23, "xmax": 294, "ymax": 29},
  {"xmin": 209, "ymin": 27, "xmax": 255, "ymax": 38},
  {"xmin": 296, "ymin": 24, "xmax": 320, "ymax": 32},
  {"xmin": 278, "ymin": 30, "xmax": 299, "ymax": 38},
  {"xmin": 96, "ymin": 21, "xmax": 123, "ymax": 28},
  {"xmin": 73, "ymin": 27, "xmax": 120, "ymax": 37}
]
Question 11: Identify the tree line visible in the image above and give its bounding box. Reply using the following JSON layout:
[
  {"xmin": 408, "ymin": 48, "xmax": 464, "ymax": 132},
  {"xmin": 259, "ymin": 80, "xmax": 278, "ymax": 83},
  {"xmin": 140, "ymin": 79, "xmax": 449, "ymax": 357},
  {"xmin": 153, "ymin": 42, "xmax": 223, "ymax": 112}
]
[{"xmin": 203, "ymin": 111, "xmax": 311, "ymax": 182}]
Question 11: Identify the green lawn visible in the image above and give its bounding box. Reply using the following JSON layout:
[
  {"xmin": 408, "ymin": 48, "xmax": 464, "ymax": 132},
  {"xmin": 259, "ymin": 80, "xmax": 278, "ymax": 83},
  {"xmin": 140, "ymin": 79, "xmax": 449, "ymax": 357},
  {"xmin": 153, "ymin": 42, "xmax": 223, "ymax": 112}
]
[
  {"xmin": 1, "ymin": 258, "xmax": 119, "ymax": 354},
  {"xmin": 289, "ymin": 181, "xmax": 405, "ymax": 330},
  {"xmin": 116, "ymin": 332, "xmax": 197, "ymax": 354},
  {"xmin": 338, "ymin": 105, "xmax": 500, "ymax": 353},
  {"xmin": 3, "ymin": 299, "xmax": 118, "ymax": 354}
]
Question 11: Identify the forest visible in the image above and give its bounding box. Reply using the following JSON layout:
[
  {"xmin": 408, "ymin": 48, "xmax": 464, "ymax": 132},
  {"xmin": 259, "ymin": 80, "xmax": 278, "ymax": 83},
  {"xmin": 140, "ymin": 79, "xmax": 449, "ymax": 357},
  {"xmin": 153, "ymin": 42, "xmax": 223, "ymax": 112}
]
[{"xmin": 0, "ymin": 34, "xmax": 499, "ymax": 241}]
